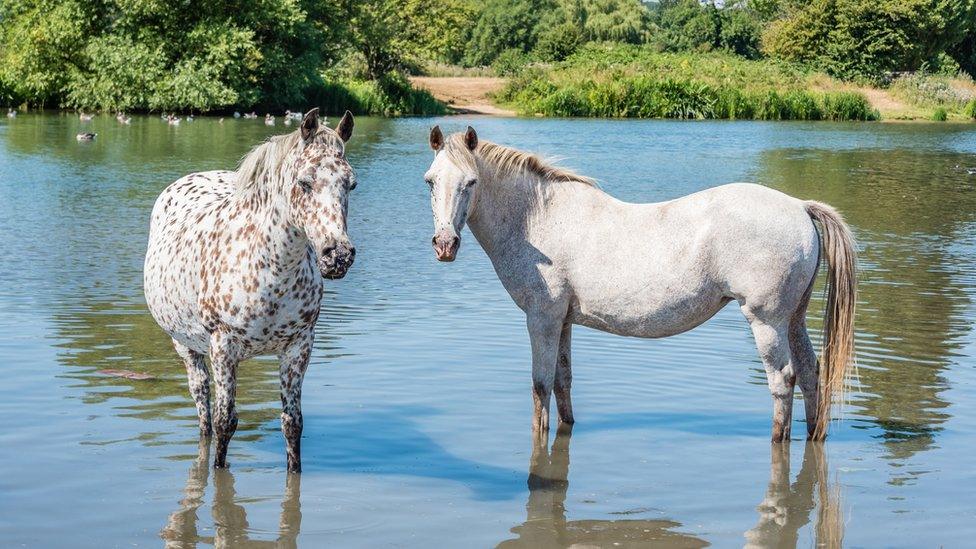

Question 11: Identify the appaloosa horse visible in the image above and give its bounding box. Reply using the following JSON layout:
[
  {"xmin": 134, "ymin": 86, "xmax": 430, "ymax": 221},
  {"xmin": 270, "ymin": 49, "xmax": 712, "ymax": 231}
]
[
  {"xmin": 145, "ymin": 109, "xmax": 356, "ymax": 472},
  {"xmin": 424, "ymin": 126, "xmax": 856, "ymax": 442}
]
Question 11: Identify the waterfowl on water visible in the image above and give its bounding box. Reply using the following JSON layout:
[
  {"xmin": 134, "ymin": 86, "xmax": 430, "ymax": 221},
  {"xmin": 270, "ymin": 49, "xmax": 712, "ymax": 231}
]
[
  {"xmin": 7, "ymin": 109, "xmax": 16, "ymax": 118},
  {"xmin": 116, "ymin": 112, "xmax": 131, "ymax": 124},
  {"xmin": 79, "ymin": 112, "xmax": 94, "ymax": 121},
  {"xmin": 76, "ymin": 132, "xmax": 96, "ymax": 141}
]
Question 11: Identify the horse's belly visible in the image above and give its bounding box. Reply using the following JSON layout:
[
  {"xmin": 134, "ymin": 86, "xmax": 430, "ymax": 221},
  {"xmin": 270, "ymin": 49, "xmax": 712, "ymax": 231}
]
[{"xmin": 569, "ymin": 287, "xmax": 732, "ymax": 338}]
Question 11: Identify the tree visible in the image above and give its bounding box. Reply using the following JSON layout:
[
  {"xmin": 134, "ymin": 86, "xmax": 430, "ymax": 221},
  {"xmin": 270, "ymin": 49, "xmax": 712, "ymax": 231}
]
[
  {"xmin": 762, "ymin": 0, "xmax": 976, "ymax": 81},
  {"xmin": 345, "ymin": 0, "xmax": 477, "ymax": 78},
  {"xmin": 465, "ymin": 0, "xmax": 555, "ymax": 66}
]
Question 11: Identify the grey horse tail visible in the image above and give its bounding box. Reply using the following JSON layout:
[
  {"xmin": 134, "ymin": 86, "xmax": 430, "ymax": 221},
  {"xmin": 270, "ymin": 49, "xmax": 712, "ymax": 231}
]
[{"xmin": 805, "ymin": 200, "xmax": 857, "ymax": 441}]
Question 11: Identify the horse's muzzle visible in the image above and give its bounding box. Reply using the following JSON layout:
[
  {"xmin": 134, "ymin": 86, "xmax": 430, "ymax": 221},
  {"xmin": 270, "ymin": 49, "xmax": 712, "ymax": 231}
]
[
  {"xmin": 432, "ymin": 234, "xmax": 460, "ymax": 262},
  {"xmin": 319, "ymin": 243, "xmax": 356, "ymax": 279}
]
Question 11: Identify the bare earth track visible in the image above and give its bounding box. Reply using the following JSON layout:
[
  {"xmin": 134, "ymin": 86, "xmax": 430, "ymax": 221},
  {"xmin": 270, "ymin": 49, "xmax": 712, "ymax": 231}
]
[{"xmin": 410, "ymin": 77, "xmax": 515, "ymax": 116}]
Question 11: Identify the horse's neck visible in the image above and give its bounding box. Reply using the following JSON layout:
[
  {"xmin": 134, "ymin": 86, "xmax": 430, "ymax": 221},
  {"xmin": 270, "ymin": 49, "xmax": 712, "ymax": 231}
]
[
  {"xmin": 228, "ymin": 178, "xmax": 309, "ymax": 273},
  {"xmin": 467, "ymin": 169, "xmax": 590, "ymax": 256}
]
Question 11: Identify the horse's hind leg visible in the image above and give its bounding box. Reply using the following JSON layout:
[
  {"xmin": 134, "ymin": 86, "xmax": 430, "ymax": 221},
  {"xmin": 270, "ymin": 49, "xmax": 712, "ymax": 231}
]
[
  {"xmin": 174, "ymin": 339, "xmax": 212, "ymax": 437},
  {"xmin": 279, "ymin": 331, "xmax": 312, "ymax": 473},
  {"xmin": 554, "ymin": 321, "xmax": 575, "ymax": 425},
  {"xmin": 746, "ymin": 316, "xmax": 796, "ymax": 442},
  {"xmin": 790, "ymin": 307, "xmax": 821, "ymax": 440},
  {"xmin": 210, "ymin": 331, "xmax": 240, "ymax": 468}
]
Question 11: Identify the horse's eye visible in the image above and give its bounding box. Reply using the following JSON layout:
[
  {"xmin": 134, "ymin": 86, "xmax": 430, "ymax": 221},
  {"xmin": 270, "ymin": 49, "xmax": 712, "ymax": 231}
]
[
  {"xmin": 298, "ymin": 176, "xmax": 313, "ymax": 191},
  {"xmin": 348, "ymin": 178, "xmax": 357, "ymax": 191},
  {"xmin": 466, "ymin": 178, "xmax": 477, "ymax": 187},
  {"xmin": 425, "ymin": 178, "xmax": 434, "ymax": 189}
]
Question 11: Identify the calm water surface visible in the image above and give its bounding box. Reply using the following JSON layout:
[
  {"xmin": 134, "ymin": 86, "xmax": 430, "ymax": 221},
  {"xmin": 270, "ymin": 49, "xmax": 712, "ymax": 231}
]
[{"xmin": 1, "ymin": 114, "xmax": 974, "ymax": 547}]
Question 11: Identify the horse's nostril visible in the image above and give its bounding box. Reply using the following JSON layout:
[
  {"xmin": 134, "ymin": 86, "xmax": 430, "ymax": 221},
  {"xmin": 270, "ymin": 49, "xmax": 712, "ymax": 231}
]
[
  {"xmin": 431, "ymin": 235, "xmax": 437, "ymax": 245},
  {"xmin": 321, "ymin": 245, "xmax": 336, "ymax": 258},
  {"xmin": 451, "ymin": 236, "xmax": 460, "ymax": 247},
  {"xmin": 347, "ymin": 246, "xmax": 356, "ymax": 258}
]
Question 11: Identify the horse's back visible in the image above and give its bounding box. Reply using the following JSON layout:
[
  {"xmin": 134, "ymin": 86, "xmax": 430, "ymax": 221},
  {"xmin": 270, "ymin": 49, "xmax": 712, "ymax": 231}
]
[
  {"xmin": 556, "ymin": 182, "xmax": 820, "ymax": 336},
  {"xmin": 144, "ymin": 171, "xmax": 237, "ymax": 352}
]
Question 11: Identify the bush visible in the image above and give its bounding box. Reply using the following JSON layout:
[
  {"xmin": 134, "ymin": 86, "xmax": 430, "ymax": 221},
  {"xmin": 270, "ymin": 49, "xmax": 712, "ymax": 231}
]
[
  {"xmin": 492, "ymin": 49, "xmax": 533, "ymax": 76},
  {"xmin": 889, "ymin": 71, "xmax": 976, "ymax": 109},
  {"xmin": 500, "ymin": 47, "xmax": 879, "ymax": 120},
  {"xmin": 534, "ymin": 22, "xmax": 583, "ymax": 62},
  {"xmin": 305, "ymin": 73, "xmax": 446, "ymax": 116},
  {"xmin": 932, "ymin": 107, "xmax": 948, "ymax": 121},
  {"xmin": 964, "ymin": 98, "xmax": 976, "ymax": 118}
]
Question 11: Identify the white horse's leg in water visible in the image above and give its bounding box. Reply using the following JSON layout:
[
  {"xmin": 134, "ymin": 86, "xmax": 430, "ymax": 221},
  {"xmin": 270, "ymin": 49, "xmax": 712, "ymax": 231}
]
[
  {"xmin": 790, "ymin": 312, "xmax": 821, "ymax": 440},
  {"xmin": 746, "ymin": 313, "xmax": 796, "ymax": 442},
  {"xmin": 554, "ymin": 321, "xmax": 574, "ymax": 425},
  {"xmin": 210, "ymin": 331, "xmax": 240, "ymax": 468},
  {"xmin": 173, "ymin": 339, "xmax": 212, "ymax": 437},
  {"xmin": 528, "ymin": 313, "xmax": 563, "ymax": 439},
  {"xmin": 279, "ymin": 330, "xmax": 313, "ymax": 473}
]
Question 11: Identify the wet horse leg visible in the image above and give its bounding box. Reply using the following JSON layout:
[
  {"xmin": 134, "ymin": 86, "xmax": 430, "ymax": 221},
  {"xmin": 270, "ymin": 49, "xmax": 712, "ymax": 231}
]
[
  {"xmin": 210, "ymin": 331, "xmax": 240, "ymax": 468},
  {"xmin": 554, "ymin": 321, "xmax": 574, "ymax": 425},
  {"xmin": 279, "ymin": 331, "xmax": 312, "ymax": 473},
  {"xmin": 528, "ymin": 313, "xmax": 562, "ymax": 441},
  {"xmin": 173, "ymin": 339, "xmax": 212, "ymax": 437},
  {"xmin": 748, "ymin": 317, "xmax": 796, "ymax": 442}
]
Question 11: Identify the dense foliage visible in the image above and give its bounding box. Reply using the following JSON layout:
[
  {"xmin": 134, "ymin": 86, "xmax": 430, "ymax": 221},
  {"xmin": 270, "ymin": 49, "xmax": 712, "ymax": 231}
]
[
  {"xmin": 2, "ymin": 0, "xmax": 976, "ymax": 114},
  {"xmin": 0, "ymin": 0, "xmax": 458, "ymax": 112},
  {"xmin": 499, "ymin": 44, "xmax": 878, "ymax": 119}
]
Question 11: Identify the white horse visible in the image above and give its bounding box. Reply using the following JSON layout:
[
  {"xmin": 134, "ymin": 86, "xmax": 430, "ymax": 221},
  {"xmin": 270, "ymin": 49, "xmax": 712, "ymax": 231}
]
[
  {"xmin": 145, "ymin": 109, "xmax": 356, "ymax": 472},
  {"xmin": 424, "ymin": 127, "xmax": 856, "ymax": 442}
]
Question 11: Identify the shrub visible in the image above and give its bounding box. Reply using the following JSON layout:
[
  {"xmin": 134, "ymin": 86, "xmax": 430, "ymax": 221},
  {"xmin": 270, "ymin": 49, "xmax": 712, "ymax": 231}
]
[
  {"xmin": 932, "ymin": 107, "xmax": 948, "ymax": 121},
  {"xmin": 306, "ymin": 72, "xmax": 446, "ymax": 116},
  {"xmin": 492, "ymin": 49, "xmax": 533, "ymax": 76},
  {"xmin": 964, "ymin": 98, "xmax": 976, "ymax": 118}
]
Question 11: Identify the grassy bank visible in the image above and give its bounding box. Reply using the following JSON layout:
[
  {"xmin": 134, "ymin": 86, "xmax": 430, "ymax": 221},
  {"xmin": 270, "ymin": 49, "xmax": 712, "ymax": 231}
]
[
  {"xmin": 498, "ymin": 45, "xmax": 879, "ymax": 121},
  {"xmin": 305, "ymin": 74, "xmax": 446, "ymax": 117}
]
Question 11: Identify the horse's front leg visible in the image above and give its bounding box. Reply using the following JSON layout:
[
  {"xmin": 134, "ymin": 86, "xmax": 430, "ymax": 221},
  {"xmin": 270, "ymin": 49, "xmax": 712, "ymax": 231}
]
[
  {"xmin": 527, "ymin": 313, "xmax": 563, "ymax": 441},
  {"xmin": 554, "ymin": 321, "xmax": 574, "ymax": 425},
  {"xmin": 210, "ymin": 331, "xmax": 240, "ymax": 468},
  {"xmin": 279, "ymin": 330, "xmax": 312, "ymax": 473}
]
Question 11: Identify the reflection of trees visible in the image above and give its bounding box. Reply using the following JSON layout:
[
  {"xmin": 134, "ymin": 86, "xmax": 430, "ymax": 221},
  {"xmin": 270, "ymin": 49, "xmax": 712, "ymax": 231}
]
[
  {"xmin": 758, "ymin": 148, "xmax": 973, "ymax": 463},
  {"xmin": 498, "ymin": 426, "xmax": 708, "ymax": 549},
  {"xmin": 160, "ymin": 438, "xmax": 302, "ymax": 548},
  {"xmin": 744, "ymin": 442, "xmax": 843, "ymax": 549},
  {"xmin": 49, "ymin": 291, "xmax": 349, "ymax": 445}
]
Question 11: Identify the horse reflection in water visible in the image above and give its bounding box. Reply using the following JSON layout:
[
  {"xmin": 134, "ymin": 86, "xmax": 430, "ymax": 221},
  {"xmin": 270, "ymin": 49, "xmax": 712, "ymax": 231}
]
[
  {"xmin": 501, "ymin": 427, "xmax": 842, "ymax": 548},
  {"xmin": 160, "ymin": 440, "xmax": 301, "ymax": 548},
  {"xmin": 500, "ymin": 426, "xmax": 707, "ymax": 548},
  {"xmin": 745, "ymin": 442, "xmax": 844, "ymax": 548}
]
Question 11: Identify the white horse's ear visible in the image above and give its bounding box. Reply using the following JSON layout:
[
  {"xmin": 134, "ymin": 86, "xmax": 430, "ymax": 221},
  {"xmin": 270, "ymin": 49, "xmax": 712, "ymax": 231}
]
[
  {"xmin": 301, "ymin": 108, "xmax": 320, "ymax": 141},
  {"xmin": 429, "ymin": 125, "xmax": 443, "ymax": 151},
  {"xmin": 464, "ymin": 126, "xmax": 478, "ymax": 151},
  {"xmin": 336, "ymin": 110, "xmax": 354, "ymax": 142}
]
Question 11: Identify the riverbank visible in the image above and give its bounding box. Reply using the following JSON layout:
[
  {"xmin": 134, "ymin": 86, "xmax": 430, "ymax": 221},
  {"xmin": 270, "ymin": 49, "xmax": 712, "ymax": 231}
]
[
  {"xmin": 418, "ymin": 47, "xmax": 976, "ymax": 122},
  {"xmin": 409, "ymin": 77, "xmax": 515, "ymax": 116}
]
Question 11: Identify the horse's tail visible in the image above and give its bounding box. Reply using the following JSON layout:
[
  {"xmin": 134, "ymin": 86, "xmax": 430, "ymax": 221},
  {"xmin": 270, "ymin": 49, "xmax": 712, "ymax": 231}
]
[{"xmin": 805, "ymin": 201, "xmax": 857, "ymax": 440}]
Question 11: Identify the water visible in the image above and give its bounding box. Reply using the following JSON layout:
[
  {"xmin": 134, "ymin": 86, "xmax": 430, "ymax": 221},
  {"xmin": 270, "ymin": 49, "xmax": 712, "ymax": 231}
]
[{"xmin": 1, "ymin": 114, "xmax": 974, "ymax": 547}]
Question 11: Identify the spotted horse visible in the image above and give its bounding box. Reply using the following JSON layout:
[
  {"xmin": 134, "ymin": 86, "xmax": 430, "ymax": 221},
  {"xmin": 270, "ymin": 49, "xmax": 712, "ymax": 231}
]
[{"xmin": 145, "ymin": 109, "xmax": 356, "ymax": 472}]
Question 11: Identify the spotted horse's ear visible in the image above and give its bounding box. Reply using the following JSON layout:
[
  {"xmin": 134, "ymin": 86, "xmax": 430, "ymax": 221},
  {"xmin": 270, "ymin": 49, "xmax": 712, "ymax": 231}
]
[
  {"xmin": 335, "ymin": 110, "xmax": 354, "ymax": 142},
  {"xmin": 300, "ymin": 108, "xmax": 320, "ymax": 141}
]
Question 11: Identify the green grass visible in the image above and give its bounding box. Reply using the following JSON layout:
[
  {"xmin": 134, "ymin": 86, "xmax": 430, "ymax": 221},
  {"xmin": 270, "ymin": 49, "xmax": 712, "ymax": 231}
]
[
  {"xmin": 304, "ymin": 73, "xmax": 446, "ymax": 116},
  {"xmin": 499, "ymin": 44, "xmax": 878, "ymax": 121},
  {"xmin": 932, "ymin": 107, "xmax": 948, "ymax": 121}
]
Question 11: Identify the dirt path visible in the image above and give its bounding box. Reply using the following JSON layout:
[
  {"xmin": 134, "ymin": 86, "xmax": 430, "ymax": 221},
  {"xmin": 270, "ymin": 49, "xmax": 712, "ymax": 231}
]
[{"xmin": 410, "ymin": 77, "xmax": 516, "ymax": 116}]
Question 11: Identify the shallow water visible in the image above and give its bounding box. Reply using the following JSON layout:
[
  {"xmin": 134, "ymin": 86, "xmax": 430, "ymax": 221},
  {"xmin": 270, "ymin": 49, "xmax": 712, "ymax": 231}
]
[{"xmin": 1, "ymin": 114, "xmax": 974, "ymax": 547}]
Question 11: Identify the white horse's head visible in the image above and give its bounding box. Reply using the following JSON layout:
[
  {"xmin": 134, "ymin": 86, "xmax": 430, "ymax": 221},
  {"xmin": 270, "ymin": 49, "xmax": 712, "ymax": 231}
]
[
  {"xmin": 287, "ymin": 108, "xmax": 356, "ymax": 278},
  {"xmin": 424, "ymin": 125, "xmax": 479, "ymax": 261}
]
